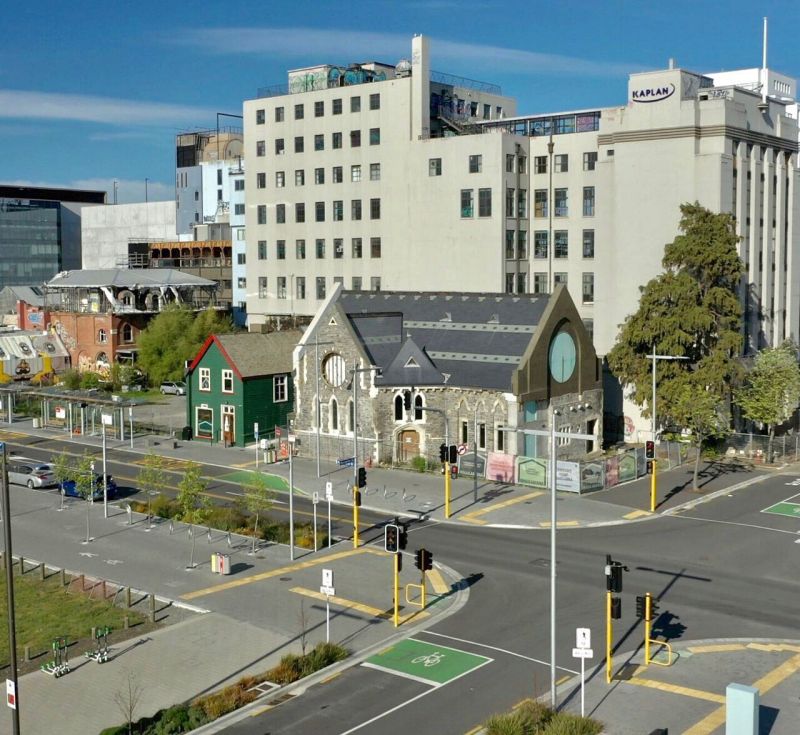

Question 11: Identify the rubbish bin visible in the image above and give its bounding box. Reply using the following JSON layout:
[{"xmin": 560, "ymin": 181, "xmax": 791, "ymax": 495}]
[
  {"xmin": 210, "ymin": 553, "xmax": 219, "ymax": 574},
  {"xmin": 218, "ymin": 554, "xmax": 231, "ymax": 576},
  {"xmin": 181, "ymin": 426, "xmax": 192, "ymax": 441},
  {"xmin": 32, "ymin": 418, "xmax": 40, "ymax": 428}
]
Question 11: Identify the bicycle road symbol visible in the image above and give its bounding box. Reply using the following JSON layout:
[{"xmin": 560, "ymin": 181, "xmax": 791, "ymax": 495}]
[{"xmin": 412, "ymin": 652, "xmax": 446, "ymax": 667}]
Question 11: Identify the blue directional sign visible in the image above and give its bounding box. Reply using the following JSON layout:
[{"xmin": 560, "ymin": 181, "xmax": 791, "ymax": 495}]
[{"xmin": 336, "ymin": 457, "xmax": 355, "ymax": 468}]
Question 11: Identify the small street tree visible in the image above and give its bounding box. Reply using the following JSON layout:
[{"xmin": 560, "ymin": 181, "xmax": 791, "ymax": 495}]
[
  {"xmin": 242, "ymin": 472, "xmax": 275, "ymax": 554},
  {"xmin": 736, "ymin": 343, "xmax": 800, "ymax": 463},
  {"xmin": 74, "ymin": 453, "xmax": 97, "ymax": 543},
  {"xmin": 671, "ymin": 375, "xmax": 731, "ymax": 490},
  {"xmin": 176, "ymin": 461, "xmax": 210, "ymax": 568},
  {"xmin": 137, "ymin": 452, "xmax": 168, "ymax": 527},
  {"xmin": 608, "ymin": 203, "xmax": 744, "ymax": 441},
  {"xmin": 51, "ymin": 451, "xmax": 73, "ymax": 511}
]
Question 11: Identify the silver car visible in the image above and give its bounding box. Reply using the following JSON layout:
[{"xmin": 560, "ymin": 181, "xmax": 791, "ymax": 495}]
[
  {"xmin": 160, "ymin": 381, "xmax": 186, "ymax": 396},
  {"xmin": 8, "ymin": 458, "xmax": 57, "ymax": 488}
]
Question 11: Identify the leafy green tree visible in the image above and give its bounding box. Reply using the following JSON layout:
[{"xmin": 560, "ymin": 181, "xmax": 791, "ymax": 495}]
[
  {"xmin": 242, "ymin": 472, "xmax": 275, "ymax": 554},
  {"xmin": 51, "ymin": 451, "xmax": 74, "ymax": 511},
  {"xmin": 672, "ymin": 375, "xmax": 731, "ymax": 490},
  {"xmin": 608, "ymin": 203, "xmax": 744, "ymax": 438},
  {"xmin": 74, "ymin": 453, "xmax": 97, "ymax": 543},
  {"xmin": 176, "ymin": 461, "xmax": 210, "ymax": 567},
  {"xmin": 137, "ymin": 306, "xmax": 234, "ymax": 387},
  {"xmin": 137, "ymin": 452, "xmax": 168, "ymax": 526},
  {"xmin": 736, "ymin": 343, "xmax": 800, "ymax": 463}
]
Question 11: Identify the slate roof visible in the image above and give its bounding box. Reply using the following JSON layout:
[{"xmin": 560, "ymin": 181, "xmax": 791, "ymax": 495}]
[
  {"xmin": 0, "ymin": 286, "xmax": 44, "ymax": 308},
  {"xmin": 338, "ymin": 291, "xmax": 551, "ymax": 391},
  {"xmin": 46, "ymin": 269, "xmax": 216, "ymax": 289},
  {"xmin": 213, "ymin": 331, "xmax": 302, "ymax": 379}
]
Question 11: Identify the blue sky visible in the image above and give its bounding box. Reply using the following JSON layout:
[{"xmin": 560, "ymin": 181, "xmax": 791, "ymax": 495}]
[{"xmin": 3, "ymin": 0, "xmax": 798, "ymax": 203}]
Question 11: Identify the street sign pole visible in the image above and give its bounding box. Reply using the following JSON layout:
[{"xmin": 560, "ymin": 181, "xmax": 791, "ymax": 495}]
[
  {"xmin": 320, "ymin": 569, "xmax": 334, "ymax": 642},
  {"xmin": 325, "ymin": 481, "xmax": 333, "ymax": 549},
  {"xmin": 0, "ymin": 443, "xmax": 20, "ymax": 734},
  {"xmin": 288, "ymin": 426, "xmax": 294, "ymax": 561},
  {"xmin": 312, "ymin": 492, "xmax": 319, "ymax": 552}
]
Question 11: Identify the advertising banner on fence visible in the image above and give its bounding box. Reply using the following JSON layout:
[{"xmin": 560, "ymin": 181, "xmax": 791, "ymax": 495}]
[
  {"xmin": 517, "ymin": 457, "xmax": 548, "ymax": 487},
  {"xmin": 486, "ymin": 452, "xmax": 515, "ymax": 483},
  {"xmin": 580, "ymin": 461, "xmax": 605, "ymax": 492},
  {"xmin": 458, "ymin": 451, "xmax": 486, "ymax": 478},
  {"xmin": 605, "ymin": 456, "xmax": 620, "ymax": 488},
  {"xmin": 556, "ymin": 461, "xmax": 581, "ymax": 492},
  {"xmin": 618, "ymin": 451, "xmax": 637, "ymax": 483}
]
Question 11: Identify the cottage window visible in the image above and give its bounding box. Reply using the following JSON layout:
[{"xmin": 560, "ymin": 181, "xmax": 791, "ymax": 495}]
[
  {"xmin": 274, "ymin": 375, "xmax": 288, "ymax": 403},
  {"xmin": 199, "ymin": 368, "xmax": 211, "ymax": 392},
  {"xmin": 222, "ymin": 369, "xmax": 234, "ymax": 394}
]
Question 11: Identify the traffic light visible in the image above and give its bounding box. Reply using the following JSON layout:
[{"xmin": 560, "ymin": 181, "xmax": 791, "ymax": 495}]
[
  {"xmin": 646, "ymin": 460, "xmax": 654, "ymax": 475},
  {"xmin": 636, "ymin": 595, "xmax": 646, "ymax": 619},
  {"xmin": 422, "ymin": 548, "xmax": 433, "ymax": 571},
  {"xmin": 645, "ymin": 440, "xmax": 655, "ymax": 460},
  {"xmin": 448, "ymin": 445, "xmax": 458, "ymax": 464},
  {"xmin": 385, "ymin": 524, "xmax": 399, "ymax": 553},
  {"xmin": 450, "ymin": 464, "xmax": 458, "ymax": 480},
  {"xmin": 650, "ymin": 597, "xmax": 660, "ymax": 620},
  {"xmin": 404, "ymin": 391, "xmax": 412, "ymax": 411},
  {"xmin": 353, "ymin": 489, "xmax": 362, "ymax": 507},
  {"xmin": 605, "ymin": 554, "xmax": 625, "ymax": 593},
  {"xmin": 357, "ymin": 466, "xmax": 367, "ymax": 488},
  {"xmin": 439, "ymin": 443, "xmax": 447, "ymax": 462},
  {"xmin": 415, "ymin": 549, "xmax": 423, "ymax": 570},
  {"xmin": 610, "ymin": 596, "xmax": 622, "ymax": 619}
]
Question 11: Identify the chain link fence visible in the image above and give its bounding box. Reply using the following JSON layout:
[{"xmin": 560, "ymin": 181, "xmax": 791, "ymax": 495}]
[{"xmin": 717, "ymin": 432, "xmax": 800, "ymax": 464}]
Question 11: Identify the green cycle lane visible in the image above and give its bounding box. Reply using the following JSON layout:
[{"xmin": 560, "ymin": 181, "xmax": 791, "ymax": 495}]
[
  {"xmin": 762, "ymin": 500, "xmax": 800, "ymax": 517},
  {"xmin": 363, "ymin": 638, "xmax": 492, "ymax": 686}
]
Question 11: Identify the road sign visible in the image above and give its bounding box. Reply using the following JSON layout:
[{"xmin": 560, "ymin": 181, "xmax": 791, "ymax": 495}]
[
  {"xmin": 322, "ymin": 568, "xmax": 334, "ymax": 587},
  {"xmin": 312, "ymin": 491, "xmax": 319, "ymax": 505},
  {"xmin": 101, "ymin": 413, "xmax": 113, "ymax": 426},
  {"xmin": 6, "ymin": 679, "xmax": 15, "ymax": 709},
  {"xmin": 572, "ymin": 648, "xmax": 594, "ymax": 659},
  {"xmin": 337, "ymin": 457, "xmax": 355, "ymax": 467},
  {"xmin": 576, "ymin": 627, "xmax": 591, "ymax": 649},
  {"xmin": 320, "ymin": 585, "xmax": 335, "ymax": 596},
  {"xmin": 457, "ymin": 444, "xmax": 467, "ymax": 456},
  {"xmin": 288, "ymin": 434, "xmax": 296, "ymax": 444},
  {"xmin": 254, "ymin": 422, "xmax": 259, "ymax": 440},
  {"xmin": 275, "ymin": 427, "xmax": 282, "ymax": 437},
  {"xmin": 325, "ymin": 481, "xmax": 334, "ymax": 501}
]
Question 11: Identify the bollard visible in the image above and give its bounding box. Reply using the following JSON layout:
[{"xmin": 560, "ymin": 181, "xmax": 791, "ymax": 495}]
[
  {"xmin": 19, "ymin": 556, "xmax": 24, "ymax": 574},
  {"xmin": 125, "ymin": 587, "xmax": 132, "ymax": 608},
  {"xmin": 24, "ymin": 645, "xmax": 30, "ymax": 663},
  {"xmin": 79, "ymin": 573, "xmax": 85, "ymax": 591},
  {"xmin": 60, "ymin": 568, "xmax": 66, "ymax": 587},
  {"xmin": 123, "ymin": 615, "xmax": 129, "ymax": 630},
  {"xmin": 40, "ymin": 562, "xmax": 46, "ymax": 581},
  {"xmin": 149, "ymin": 593, "xmax": 156, "ymax": 623},
  {"xmin": 91, "ymin": 626, "xmax": 96, "ymax": 641}
]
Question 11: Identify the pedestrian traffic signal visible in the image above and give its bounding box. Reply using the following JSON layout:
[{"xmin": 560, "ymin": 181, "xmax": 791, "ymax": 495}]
[
  {"xmin": 357, "ymin": 466, "xmax": 367, "ymax": 488},
  {"xmin": 448, "ymin": 445, "xmax": 458, "ymax": 464},
  {"xmin": 636, "ymin": 595, "xmax": 646, "ymax": 619},
  {"xmin": 645, "ymin": 440, "xmax": 655, "ymax": 460},
  {"xmin": 646, "ymin": 460, "xmax": 654, "ymax": 475},
  {"xmin": 404, "ymin": 391, "xmax": 412, "ymax": 411},
  {"xmin": 385, "ymin": 524, "xmax": 399, "ymax": 553},
  {"xmin": 439, "ymin": 443, "xmax": 447, "ymax": 462},
  {"xmin": 610, "ymin": 596, "xmax": 622, "ymax": 620},
  {"xmin": 353, "ymin": 489, "xmax": 362, "ymax": 507}
]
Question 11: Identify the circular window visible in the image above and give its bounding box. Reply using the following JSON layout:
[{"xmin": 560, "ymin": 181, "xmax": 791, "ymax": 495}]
[
  {"xmin": 548, "ymin": 331, "xmax": 577, "ymax": 383},
  {"xmin": 322, "ymin": 353, "xmax": 347, "ymax": 387}
]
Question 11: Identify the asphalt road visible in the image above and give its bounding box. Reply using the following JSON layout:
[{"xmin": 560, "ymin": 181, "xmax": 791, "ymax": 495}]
[{"xmin": 224, "ymin": 471, "xmax": 800, "ymax": 734}]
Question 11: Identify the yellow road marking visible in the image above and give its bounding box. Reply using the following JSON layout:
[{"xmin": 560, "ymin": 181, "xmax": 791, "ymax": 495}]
[
  {"xmin": 181, "ymin": 546, "xmax": 383, "ymax": 600},
  {"xmin": 556, "ymin": 675, "xmax": 571, "ymax": 685},
  {"xmin": 626, "ymin": 677, "xmax": 725, "ymax": 704},
  {"xmin": 320, "ymin": 671, "xmax": 341, "ymax": 684},
  {"xmin": 460, "ymin": 491, "xmax": 544, "ymax": 524},
  {"xmin": 687, "ymin": 644, "xmax": 745, "ymax": 654},
  {"xmin": 539, "ymin": 520, "xmax": 580, "ymax": 528},
  {"xmin": 623, "ymin": 509, "xmax": 652, "ymax": 520},
  {"xmin": 289, "ymin": 586, "xmax": 430, "ymax": 623},
  {"xmin": 683, "ymin": 651, "xmax": 800, "ymax": 735},
  {"xmin": 426, "ymin": 568, "xmax": 450, "ymax": 595},
  {"xmin": 249, "ymin": 705, "xmax": 273, "ymax": 717}
]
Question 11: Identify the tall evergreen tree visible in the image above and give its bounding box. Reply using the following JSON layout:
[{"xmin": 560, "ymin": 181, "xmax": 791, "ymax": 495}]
[{"xmin": 608, "ymin": 203, "xmax": 744, "ymax": 435}]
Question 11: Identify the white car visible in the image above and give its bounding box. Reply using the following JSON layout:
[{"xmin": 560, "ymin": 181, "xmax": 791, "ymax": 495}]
[
  {"xmin": 8, "ymin": 458, "xmax": 57, "ymax": 488},
  {"xmin": 160, "ymin": 381, "xmax": 186, "ymax": 396}
]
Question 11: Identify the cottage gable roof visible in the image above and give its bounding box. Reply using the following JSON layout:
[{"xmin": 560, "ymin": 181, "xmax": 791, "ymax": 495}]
[
  {"xmin": 190, "ymin": 331, "xmax": 301, "ymax": 379},
  {"xmin": 337, "ymin": 291, "xmax": 550, "ymax": 391}
]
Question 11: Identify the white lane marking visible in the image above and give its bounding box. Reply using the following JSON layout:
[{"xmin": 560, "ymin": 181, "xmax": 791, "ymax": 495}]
[
  {"xmin": 360, "ymin": 662, "xmax": 436, "ymax": 687},
  {"xmin": 672, "ymin": 514, "xmax": 799, "ymax": 535},
  {"xmin": 423, "ymin": 631, "xmax": 579, "ymax": 675},
  {"xmin": 338, "ymin": 656, "xmax": 493, "ymax": 735}
]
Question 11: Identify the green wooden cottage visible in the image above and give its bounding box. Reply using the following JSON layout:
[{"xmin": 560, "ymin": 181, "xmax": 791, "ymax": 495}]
[{"xmin": 185, "ymin": 331, "xmax": 301, "ymax": 447}]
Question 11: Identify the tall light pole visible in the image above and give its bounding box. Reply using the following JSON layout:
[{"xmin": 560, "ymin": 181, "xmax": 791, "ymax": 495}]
[
  {"xmin": 145, "ymin": 178, "xmax": 149, "ymax": 203},
  {"xmin": 504, "ymin": 420, "xmax": 593, "ymax": 708},
  {"xmin": 0, "ymin": 442, "xmax": 20, "ymax": 734},
  {"xmin": 101, "ymin": 412, "xmax": 111, "ymax": 519},
  {"xmin": 650, "ymin": 347, "xmax": 690, "ymax": 512}
]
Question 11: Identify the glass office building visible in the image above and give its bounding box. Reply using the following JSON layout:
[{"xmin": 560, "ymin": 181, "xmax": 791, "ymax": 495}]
[{"xmin": 0, "ymin": 186, "xmax": 105, "ymax": 288}]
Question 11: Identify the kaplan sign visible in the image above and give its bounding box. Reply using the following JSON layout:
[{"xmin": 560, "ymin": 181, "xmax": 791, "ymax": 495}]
[{"xmin": 631, "ymin": 83, "xmax": 675, "ymax": 103}]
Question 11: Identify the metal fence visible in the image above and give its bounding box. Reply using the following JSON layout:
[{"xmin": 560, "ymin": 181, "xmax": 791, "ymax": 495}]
[{"xmin": 718, "ymin": 432, "xmax": 800, "ymax": 464}]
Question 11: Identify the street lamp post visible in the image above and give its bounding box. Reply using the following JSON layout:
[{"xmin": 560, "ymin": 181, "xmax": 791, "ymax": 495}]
[
  {"xmin": 649, "ymin": 347, "xmax": 690, "ymax": 512},
  {"xmin": 0, "ymin": 442, "xmax": 20, "ymax": 734},
  {"xmin": 101, "ymin": 412, "xmax": 112, "ymax": 519},
  {"xmin": 503, "ymin": 419, "xmax": 593, "ymax": 709}
]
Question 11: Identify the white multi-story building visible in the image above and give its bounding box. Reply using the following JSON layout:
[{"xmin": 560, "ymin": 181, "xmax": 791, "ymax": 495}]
[{"xmin": 243, "ymin": 35, "xmax": 800, "ymax": 437}]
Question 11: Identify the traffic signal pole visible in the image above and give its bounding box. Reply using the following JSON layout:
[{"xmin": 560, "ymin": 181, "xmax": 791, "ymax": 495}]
[
  {"xmin": 605, "ymin": 590, "xmax": 613, "ymax": 683},
  {"xmin": 645, "ymin": 592, "xmax": 652, "ymax": 664},
  {"xmin": 650, "ymin": 460, "xmax": 657, "ymax": 513},
  {"xmin": 444, "ymin": 460, "xmax": 451, "ymax": 519},
  {"xmin": 393, "ymin": 552, "xmax": 400, "ymax": 627}
]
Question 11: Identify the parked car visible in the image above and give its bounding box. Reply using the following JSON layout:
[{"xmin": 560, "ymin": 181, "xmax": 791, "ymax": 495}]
[
  {"xmin": 61, "ymin": 474, "xmax": 118, "ymax": 501},
  {"xmin": 160, "ymin": 381, "xmax": 186, "ymax": 396},
  {"xmin": 8, "ymin": 458, "xmax": 57, "ymax": 488}
]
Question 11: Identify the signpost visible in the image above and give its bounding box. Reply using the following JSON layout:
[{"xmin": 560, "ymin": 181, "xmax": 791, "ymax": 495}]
[
  {"xmin": 312, "ymin": 491, "xmax": 319, "ymax": 552},
  {"xmin": 325, "ymin": 481, "xmax": 333, "ymax": 549},
  {"xmin": 101, "ymin": 413, "xmax": 113, "ymax": 519},
  {"xmin": 572, "ymin": 628, "xmax": 593, "ymax": 717},
  {"xmin": 320, "ymin": 569, "xmax": 335, "ymax": 642},
  {"xmin": 337, "ymin": 457, "xmax": 355, "ymax": 468},
  {"xmin": 254, "ymin": 423, "xmax": 259, "ymax": 470}
]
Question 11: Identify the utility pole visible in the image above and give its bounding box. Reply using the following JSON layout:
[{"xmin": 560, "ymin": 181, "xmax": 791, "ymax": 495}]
[
  {"xmin": 288, "ymin": 422, "xmax": 295, "ymax": 560},
  {"xmin": 1, "ymin": 442, "xmax": 20, "ymax": 734}
]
